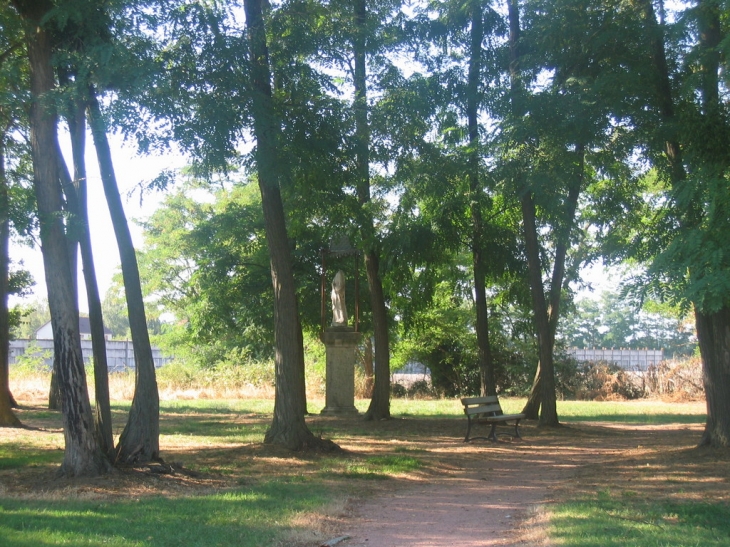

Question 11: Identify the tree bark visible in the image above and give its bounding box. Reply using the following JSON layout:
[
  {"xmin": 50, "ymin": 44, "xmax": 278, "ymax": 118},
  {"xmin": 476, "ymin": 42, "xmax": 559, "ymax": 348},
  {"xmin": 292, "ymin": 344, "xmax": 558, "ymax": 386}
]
[
  {"xmin": 364, "ymin": 251, "xmax": 390, "ymax": 420},
  {"xmin": 87, "ymin": 91, "xmax": 159, "ymax": 464},
  {"xmin": 642, "ymin": 0, "xmax": 730, "ymax": 446},
  {"xmin": 362, "ymin": 336, "xmax": 374, "ymax": 397},
  {"xmin": 64, "ymin": 98, "xmax": 115, "ymax": 459},
  {"xmin": 520, "ymin": 192, "xmax": 558, "ymax": 426},
  {"xmin": 350, "ymin": 0, "xmax": 390, "ymax": 421},
  {"xmin": 243, "ymin": 0, "xmax": 333, "ymax": 450},
  {"xmin": 13, "ymin": 0, "xmax": 109, "ymax": 475},
  {"xmin": 695, "ymin": 306, "xmax": 730, "ymax": 446},
  {"xmin": 521, "ymin": 147, "xmax": 582, "ymax": 419},
  {"xmin": 0, "ymin": 132, "xmax": 21, "ymax": 427},
  {"xmin": 467, "ymin": 0, "xmax": 495, "ymax": 397},
  {"xmin": 693, "ymin": 0, "xmax": 729, "ymax": 447}
]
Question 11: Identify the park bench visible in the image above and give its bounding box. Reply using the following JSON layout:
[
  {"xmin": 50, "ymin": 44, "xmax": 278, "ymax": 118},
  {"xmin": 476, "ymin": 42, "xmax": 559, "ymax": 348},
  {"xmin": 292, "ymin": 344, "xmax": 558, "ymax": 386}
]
[{"xmin": 460, "ymin": 395, "xmax": 526, "ymax": 442}]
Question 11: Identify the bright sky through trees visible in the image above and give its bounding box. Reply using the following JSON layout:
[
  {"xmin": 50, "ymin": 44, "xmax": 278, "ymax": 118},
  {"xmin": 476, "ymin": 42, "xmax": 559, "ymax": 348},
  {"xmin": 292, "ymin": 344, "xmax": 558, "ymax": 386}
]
[{"xmin": 10, "ymin": 132, "xmax": 186, "ymax": 312}]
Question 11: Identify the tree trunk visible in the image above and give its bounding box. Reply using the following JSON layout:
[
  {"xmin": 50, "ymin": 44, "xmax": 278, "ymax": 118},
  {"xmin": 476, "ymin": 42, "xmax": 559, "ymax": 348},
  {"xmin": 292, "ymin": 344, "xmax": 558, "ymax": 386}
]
[
  {"xmin": 48, "ymin": 363, "xmax": 61, "ymax": 410},
  {"xmin": 0, "ymin": 133, "xmax": 21, "ymax": 427},
  {"xmin": 65, "ymin": 99, "xmax": 115, "ymax": 459},
  {"xmin": 695, "ymin": 306, "xmax": 730, "ymax": 446},
  {"xmin": 350, "ymin": 0, "xmax": 390, "ymax": 421},
  {"xmin": 243, "ymin": 0, "xmax": 333, "ymax": 450},
  {"xmin": 13, "ymin": 0, "xmax": 109, "ymax": 475},
  {"xmin": 467, "ymin": 0, "xmax": 495, "ymax": 397},
  {"xmin": 520, "ymin": 192, "xmax": 559, "ymax": 426},
  {"xmin": 364, "ymin": 251, "xmax": 390, "ymax": 420},
  {"xmin": 521, "ymin": 364, "xmax": 541, "ymax": 419},
  {"xmin": 87, "ymin": 91, "xmax": 159, "ymax": 464},
  {"xmin": 643, "ymin": 0, "xmax": 730, "ymax": 447},
  {"xmin": 362, "ymin": 336, "xmax": 374, "ymax": 398},
  {"xmin": 693, "ymin": 1, "xmax": 728, "ymax": 447}
]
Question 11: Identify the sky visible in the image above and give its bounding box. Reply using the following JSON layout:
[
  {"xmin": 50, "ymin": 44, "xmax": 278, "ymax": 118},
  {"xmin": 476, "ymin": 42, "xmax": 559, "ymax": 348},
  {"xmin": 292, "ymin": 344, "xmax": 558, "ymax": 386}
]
[{"xmin": 10, "ymin": 132, "xmax": 187, "ymax": 314}]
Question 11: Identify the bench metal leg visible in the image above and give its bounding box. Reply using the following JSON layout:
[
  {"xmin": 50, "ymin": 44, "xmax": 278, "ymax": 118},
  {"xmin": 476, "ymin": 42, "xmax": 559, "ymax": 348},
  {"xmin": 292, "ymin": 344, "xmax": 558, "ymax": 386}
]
[
  {"xmin": 487, "ymin": 423, "xmax": 498, "ymax": 442},
  {"xmin": 464, "ymin": 415, "xmax": 473, "ymax": 442}
]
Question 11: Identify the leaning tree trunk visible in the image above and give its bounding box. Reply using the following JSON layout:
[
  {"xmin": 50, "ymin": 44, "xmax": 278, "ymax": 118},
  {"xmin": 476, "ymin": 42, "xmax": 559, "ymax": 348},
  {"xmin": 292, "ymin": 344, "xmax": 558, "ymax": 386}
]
[
  {"xmin": 520, "ymin": 193, "xmax": 559, "ymax": 426},
  {"xmin": 65, "ymin": 99, "xmax": 115, "ymax": 459},
  {"xmin": 243, "ymin": 0, "xmax": 333, "ymax": 450},
  {"xmin": 14, "ymin": 0, "xmax": 109, "ymax": 475},
  {"xmin": 0, "ymin": 135, "xmax": 21, "ymax": 427},
  {"xmin": 87, "ymin": 91, "xmax": 159, "ymax": 464}
]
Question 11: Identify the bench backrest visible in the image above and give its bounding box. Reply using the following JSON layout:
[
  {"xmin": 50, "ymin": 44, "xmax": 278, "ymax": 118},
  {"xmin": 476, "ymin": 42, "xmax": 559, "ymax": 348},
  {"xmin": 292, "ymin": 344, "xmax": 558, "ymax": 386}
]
[{"xmin": 460, "ymin": 395, "xmax": 504, "ymax": 417}]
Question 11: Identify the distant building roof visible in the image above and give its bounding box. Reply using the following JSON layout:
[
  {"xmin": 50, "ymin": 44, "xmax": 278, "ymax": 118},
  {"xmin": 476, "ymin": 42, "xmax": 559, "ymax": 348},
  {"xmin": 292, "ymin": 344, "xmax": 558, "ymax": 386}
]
[{"xmin": 36, "ymin": 317, "xmax": 112, "ymax": 339}]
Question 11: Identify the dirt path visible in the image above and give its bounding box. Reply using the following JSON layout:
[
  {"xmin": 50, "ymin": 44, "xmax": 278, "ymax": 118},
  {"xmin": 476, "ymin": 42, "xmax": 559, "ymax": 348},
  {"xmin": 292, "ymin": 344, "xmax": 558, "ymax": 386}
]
[{"xmin": 336, "ymin": 421, "xmax": 711, "ymax": 547}]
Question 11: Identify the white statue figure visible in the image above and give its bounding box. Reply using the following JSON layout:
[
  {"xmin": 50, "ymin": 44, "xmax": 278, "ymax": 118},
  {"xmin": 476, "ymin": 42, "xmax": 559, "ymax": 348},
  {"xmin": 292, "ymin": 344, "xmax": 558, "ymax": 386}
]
[{"xmin": 331, "ymin": 270, "xmax": 348, "ymax": 327}]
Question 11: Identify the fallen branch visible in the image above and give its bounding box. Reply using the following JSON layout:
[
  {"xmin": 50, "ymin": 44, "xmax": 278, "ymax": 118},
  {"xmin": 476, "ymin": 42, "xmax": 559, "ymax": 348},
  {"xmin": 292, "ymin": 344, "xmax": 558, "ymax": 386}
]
[{"xmin": 320, "ymin": 535, "xmax": 350, "ymax": 547}]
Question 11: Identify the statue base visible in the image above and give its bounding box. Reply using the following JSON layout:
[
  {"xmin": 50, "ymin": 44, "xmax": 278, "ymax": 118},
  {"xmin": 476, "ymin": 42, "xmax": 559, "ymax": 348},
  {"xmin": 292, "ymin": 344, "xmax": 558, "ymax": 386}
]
[{"xmin": 320, "ymin": 327, "xmax": 361, "ymax": 415}]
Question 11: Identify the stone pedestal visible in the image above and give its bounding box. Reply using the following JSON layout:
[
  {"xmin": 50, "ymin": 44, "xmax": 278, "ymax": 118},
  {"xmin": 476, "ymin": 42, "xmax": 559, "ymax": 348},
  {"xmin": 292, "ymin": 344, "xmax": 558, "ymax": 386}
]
[{"xmin": 320, "ymin": 327, "xmax": 361, "ymax": 415}]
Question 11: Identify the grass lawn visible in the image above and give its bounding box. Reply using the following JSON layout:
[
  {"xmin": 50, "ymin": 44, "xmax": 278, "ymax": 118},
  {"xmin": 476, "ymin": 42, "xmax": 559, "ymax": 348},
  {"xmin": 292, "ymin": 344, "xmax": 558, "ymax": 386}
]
[{"xmin": 0, "ymin": 393, "xmax": 726, "ymax": 547}]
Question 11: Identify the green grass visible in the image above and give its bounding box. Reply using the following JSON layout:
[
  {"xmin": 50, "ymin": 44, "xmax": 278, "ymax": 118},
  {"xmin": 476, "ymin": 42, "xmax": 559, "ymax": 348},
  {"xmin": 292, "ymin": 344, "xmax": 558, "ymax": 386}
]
[
  {"xmin": 0, "ymin": 481, "xmax": 329, "ymax": 547},
  {"xmin": 319, "ymin": 454, "xmax": 423, "ymax": 480},
  {"xmin": 0, "ymin": 397, "xmax": 715, "ymax": 546},
  {"xmin": 552, "ymin": 492, "xmax": 730, "ymax": 547},
  {"xmin": 556, "ymin": 400, "xmax": 706, "ymax": 424},
  {"xmin": 0, "ymin": 444, "xmax": 62, "ymax": 469}
]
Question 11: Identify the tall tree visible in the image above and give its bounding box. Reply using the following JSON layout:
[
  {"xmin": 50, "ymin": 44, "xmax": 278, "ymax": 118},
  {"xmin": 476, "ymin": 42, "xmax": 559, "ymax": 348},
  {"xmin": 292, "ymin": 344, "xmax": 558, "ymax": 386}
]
[
  {"xmin": 0, "ymin": 4, "xmax": 26, "ymax": 426},
  {"xmin": 243, "ymin": 0, "xmax": 334, "ymax": 449},
  {"xmin": 465, "ymin": 0, "xmax": 499, "ymax": 396},
  {"xmin": 10, "ymin": 0, "xmax": 110, "ymax": 476},
  {"xmin": 632, "ymin": 0, "xmax": 730, "ymax": 446},
  {"xmin": 352, "ymin": 0, "xmax": 391, "ymax": 421},
  {"xmin": 87, "ymin": 90, "xmax": 160, "ymax": 463},
  {"xmin": 60, "ymin": 86, "xmax": 114, "ymax": 458},
  {"xmin": 0, "ymin": 129, "xmax": 20, "ymax": 427}
]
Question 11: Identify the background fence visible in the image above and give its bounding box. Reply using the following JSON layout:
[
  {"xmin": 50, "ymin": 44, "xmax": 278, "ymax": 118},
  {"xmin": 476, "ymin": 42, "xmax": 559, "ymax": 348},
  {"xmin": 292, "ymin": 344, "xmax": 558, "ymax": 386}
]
[
  {"xmin": 9, "ymin": 339, "xmax": 173, "ymax": 372},
  {"xmin": 569, "ymin": 347, "xmax": 664, "ymax": 371}
]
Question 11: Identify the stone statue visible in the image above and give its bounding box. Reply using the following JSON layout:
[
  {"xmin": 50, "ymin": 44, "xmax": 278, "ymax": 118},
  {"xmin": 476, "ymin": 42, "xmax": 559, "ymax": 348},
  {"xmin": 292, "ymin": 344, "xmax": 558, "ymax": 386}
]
[{"xmin": 331, "ymin": 270, "xmax": 348, "ymax": 327}]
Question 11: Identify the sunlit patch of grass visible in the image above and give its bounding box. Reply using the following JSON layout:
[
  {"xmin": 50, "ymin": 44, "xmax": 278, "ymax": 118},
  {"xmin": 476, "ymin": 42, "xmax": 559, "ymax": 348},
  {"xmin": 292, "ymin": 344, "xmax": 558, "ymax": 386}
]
[
  {"xmin": 551, "ymin": 492, "xmax": 730, "ymax": 547},
  {"xmin": 319, "ymin": 454, "xmax": 423, "ymax": 480},
  {"xmin": 0, "ymin": 481, "xmax": 330, "ymax": 547},
  {"xmin": 556, "ymin": 400, "xmax": 706, "ymax": 424}
]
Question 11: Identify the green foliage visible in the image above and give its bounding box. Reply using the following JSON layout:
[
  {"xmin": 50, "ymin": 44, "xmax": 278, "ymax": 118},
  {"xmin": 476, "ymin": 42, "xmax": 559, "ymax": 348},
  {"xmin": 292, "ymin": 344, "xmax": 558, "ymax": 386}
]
[
  {"xmin": 12, "ymin": 299, "xmax": 50, "ymax": 340},
  {"xmin": 139, "ymin": 183, "xmax": 274, "ymax": 361},
  {"xmin": 10, "ymin": 342, "xmax": 52, "ymax": 377}
]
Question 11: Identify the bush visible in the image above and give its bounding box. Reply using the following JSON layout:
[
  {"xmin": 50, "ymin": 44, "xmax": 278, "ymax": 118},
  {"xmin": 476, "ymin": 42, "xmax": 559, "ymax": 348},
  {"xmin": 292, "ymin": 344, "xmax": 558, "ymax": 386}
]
[
  {"xmin": 571, "ymin": 361, "xmax": 644, "ymax": 401},
  {"xmin": 644, "ymin": 358, "xmax": 704, "ymax": 400},
  {"xmin": 10, "ymin": 343, "xmax": 52, "ymax": 378}
]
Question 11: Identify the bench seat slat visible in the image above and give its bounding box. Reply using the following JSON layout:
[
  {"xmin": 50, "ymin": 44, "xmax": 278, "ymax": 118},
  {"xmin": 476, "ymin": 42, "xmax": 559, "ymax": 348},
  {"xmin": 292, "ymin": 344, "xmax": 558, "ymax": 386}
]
[
  {"xmin": 485, "ymin": 413, "xmax": 525, "ymax": 422},
  {"xmin": 461, "ymin": 396, "xmax": 499, "ymax": 405},
  {"xmin": 464, "ymin": 404, "xmax": 502, "ymax": 415}
]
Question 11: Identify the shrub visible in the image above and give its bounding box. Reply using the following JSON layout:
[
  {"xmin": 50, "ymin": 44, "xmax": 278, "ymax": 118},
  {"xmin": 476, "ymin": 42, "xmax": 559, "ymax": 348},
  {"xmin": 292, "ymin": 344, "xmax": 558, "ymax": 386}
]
[
  {"xmin": 10, "ymin": 343, "xmax": 52, "ymax": 378},
  {"xmin": 644, "ymin": 358, "xmax": 704, "ymax": 401}
]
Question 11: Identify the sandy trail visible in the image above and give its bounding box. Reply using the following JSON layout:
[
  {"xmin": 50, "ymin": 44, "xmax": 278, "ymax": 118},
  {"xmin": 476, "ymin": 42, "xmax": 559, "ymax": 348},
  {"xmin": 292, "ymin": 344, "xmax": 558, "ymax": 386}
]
[{"xmin": 337, "ymin": 423, "xmax": 664, "ymax": 547}]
